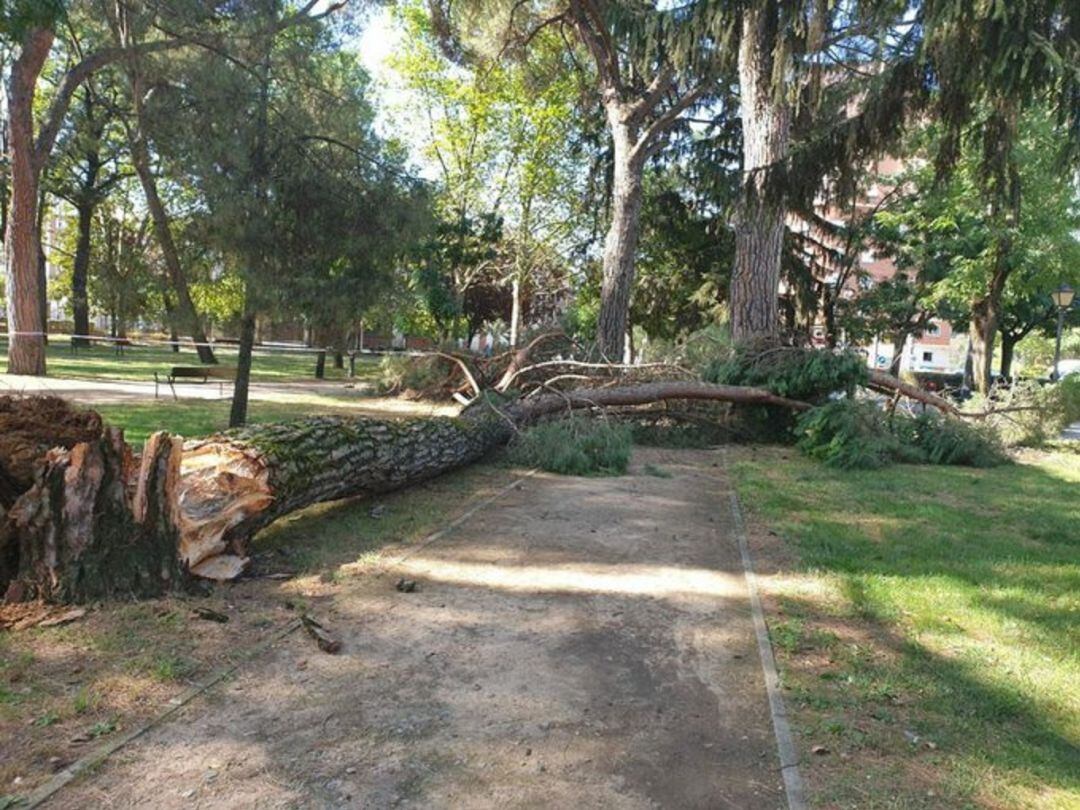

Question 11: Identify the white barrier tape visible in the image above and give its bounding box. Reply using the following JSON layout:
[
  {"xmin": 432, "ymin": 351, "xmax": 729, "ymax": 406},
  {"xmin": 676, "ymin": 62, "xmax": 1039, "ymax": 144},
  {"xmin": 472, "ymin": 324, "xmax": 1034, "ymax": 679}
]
[
  {"xmin": 2, "ymin": 331, "xmax": 334, "ymax": 354},
  {"xmin": 1, "ymin": 331, "xmax": 443, "ymax": 358}
]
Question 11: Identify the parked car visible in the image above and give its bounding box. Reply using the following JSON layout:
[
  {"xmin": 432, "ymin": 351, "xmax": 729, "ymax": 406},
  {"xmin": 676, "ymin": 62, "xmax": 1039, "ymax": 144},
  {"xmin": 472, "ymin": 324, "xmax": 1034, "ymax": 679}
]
[{"xmin": 1055, "ymin": 359, "xmax": 1080, "ymax": 379}]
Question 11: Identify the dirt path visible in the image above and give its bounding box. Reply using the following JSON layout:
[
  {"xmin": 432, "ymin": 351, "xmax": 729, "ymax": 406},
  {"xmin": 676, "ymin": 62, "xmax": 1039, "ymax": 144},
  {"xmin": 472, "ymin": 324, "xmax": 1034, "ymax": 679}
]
[{"xmin": 46, "ymin": 448, "xmax": 785, "ymax": 809}]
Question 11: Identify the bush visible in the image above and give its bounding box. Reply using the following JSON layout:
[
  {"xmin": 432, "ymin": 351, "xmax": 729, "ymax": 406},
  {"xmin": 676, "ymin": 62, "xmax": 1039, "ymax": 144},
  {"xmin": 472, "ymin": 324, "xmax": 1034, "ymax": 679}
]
[
  {"xmin": 509, "ymin": 418, "xmax": 632, "ymax": 476},
  {"xmin": 796, "ymin": 400, "xmax": 1007, "ymax": 470}
]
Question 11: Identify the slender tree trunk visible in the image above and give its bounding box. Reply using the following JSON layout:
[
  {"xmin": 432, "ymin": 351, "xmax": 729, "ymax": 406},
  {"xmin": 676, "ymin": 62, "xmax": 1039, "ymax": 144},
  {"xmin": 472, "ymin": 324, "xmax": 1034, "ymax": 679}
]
[
  {"xmin": 970, "ymin": 103, "xmax": 1018, "ymax": 395},
  {"xmin": 969, "ymin": 300, "xmax": 997, "ymax": 395},
  {"xmin": 970, "ymin": 263, "xmax": 1008, "ymax": 394},
  {"xmin": 161, "ymin": 293, "xmax": 182, "ymax": 352},
  {"xmin": 229, "ymin": 310, "xmax": 256, "ymax": 428},
  {"xmin": 71, "ymin": 200, "xmax": 94, "ymax": 347},
  {"xmin": 36, "ymin": 217, "xmax": 48, "ymax": 344},
  {"xmin": 822, "ymin": 287, "xmax": 838, "ymax": 348},
  {"xmin": 125, "ymin": 94, "xmax": 217, "ymax": 365},
  {"xmin": 889, "ymin": 333, "xmax": 906, "ymax": 377},
  {"xmin": 4, "ymin": 29, "xmax": 53, "ymax": 376},
  {"xmin": 998, "ymin": 332, "xmax": 1018, "ymax": 380},
  {"xmin": 596, "ymin": 121, "xmax": 645, "ymax": 360},
  {"xmin": 730, "ymin": 3, "xmax": 789, "ymax": 342},
  {"xmin": 510, "ymin": 275, "xmax": 521, "ymax": 348}
]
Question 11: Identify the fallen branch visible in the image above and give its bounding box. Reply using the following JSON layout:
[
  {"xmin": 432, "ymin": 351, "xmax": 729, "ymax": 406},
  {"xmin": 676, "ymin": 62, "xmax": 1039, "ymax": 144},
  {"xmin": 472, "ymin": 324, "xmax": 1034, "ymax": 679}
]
[
  {"xmin": 517, "ymin": 381, "xmax": 813, "ymax": 420},
  {"xmin": 434, "ymin": 352, "xmax": 482, "ymax": 400},
  {"xmin": 866, "ymin": 370, "xmax": 959, "ymax": 415},
  {"xmin": 498, "ymin": 358, "xmax": 692, "ymax": 393},
  {"xmin": 494, "ymin": 331, "xmax": 568, "ymax": 391}
]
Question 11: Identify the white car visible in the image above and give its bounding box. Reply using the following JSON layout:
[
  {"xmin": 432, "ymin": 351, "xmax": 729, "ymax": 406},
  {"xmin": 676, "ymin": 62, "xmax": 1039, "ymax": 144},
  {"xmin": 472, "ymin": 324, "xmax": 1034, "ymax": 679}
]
[{"xmin": 1055, "ymin": 359, "xmax": 1080, "ymax": 379}]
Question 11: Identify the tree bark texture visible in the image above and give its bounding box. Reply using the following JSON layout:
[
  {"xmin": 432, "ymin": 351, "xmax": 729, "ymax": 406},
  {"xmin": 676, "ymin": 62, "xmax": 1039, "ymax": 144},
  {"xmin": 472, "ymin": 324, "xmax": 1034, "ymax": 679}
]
[
  {"xmin": 0, "ymin": 380, "xmax": 810, "ymax": 601},
  {"xmin": 4, "ymin": 29, "xmax": 53, "ymax": 376},
  {"xmin": 730, "ymin": 3, "xmax": 789, "ymax": 342},
  {"xmin": 889, "ymin": 333, "xmax": 906, "ymax": 377},
  {"xmin": 999, "ymin": 333, "xmax": 1017, "ymax": 380},
  {"xmin": 970, "ymin": 296, "xmax": 999, "ymax": 395},
  {"xmin": 596, "ymin": 121, "xmax": 645, "ymax": 361},
  {"xmin": 229, "ymin": 311, "xmax": 257, "ymax": 428},
  {"xmin": 71, "ymin": 199, "xmax": 95, "ymax": 347}
]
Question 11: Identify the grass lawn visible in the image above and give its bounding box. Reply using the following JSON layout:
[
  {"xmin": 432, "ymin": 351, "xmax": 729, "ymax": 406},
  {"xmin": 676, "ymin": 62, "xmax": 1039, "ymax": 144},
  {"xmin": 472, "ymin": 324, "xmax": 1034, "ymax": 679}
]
[
  {"xmin": 93, "ymin": 394, "xmax": 456, "ymax": 446},
  {"xmin": 92, "ymin": 400, "xmax": 358, "ymax": 446},
  {"xmin": 730, "ymin": 445, "xmax": 1080, "ymax": 809},
  {"xmin": 0, "ymin": 340, "xmax": 381, "ymax": 383}
]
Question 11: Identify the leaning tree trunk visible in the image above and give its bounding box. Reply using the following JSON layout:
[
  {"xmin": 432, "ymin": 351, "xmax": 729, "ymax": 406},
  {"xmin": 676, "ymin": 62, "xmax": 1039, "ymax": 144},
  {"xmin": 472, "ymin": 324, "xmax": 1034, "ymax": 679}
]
[
  {"xmin": 4, "ymin": 28, "xmax": 53, "ymax": 377},
  {"xmin": 126, "ymin": 90, "xmax": 217, "ymax": 366},
  {"xmin": 1, "ymin": 381, "xmax": 808, "ymax": 601},
  {"xmin": 596, "ymin": 121, "xmax": 645, "ymax": 362},
  {"xmin": 730, "ymin": 2, "xmax": 789, "ymax": 343}
]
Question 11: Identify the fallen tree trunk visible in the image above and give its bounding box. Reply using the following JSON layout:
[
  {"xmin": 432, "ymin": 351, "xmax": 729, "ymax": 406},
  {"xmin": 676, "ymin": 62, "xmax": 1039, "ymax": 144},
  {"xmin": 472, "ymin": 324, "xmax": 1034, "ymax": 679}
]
[{"xmin": 1, "ymin": 381, "xmax": 810, "ymax": 601}]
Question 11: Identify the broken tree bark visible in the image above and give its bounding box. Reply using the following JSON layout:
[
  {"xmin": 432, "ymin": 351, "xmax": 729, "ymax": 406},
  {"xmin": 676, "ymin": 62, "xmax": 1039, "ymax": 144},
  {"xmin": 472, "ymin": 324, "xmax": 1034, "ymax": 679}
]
[
  {"xmin": 6, "ymin": 429, "xmax": 188, "ymax": 603},
  {"xmin": 1, "ymin": 380, "xmax": 811, "ymax": 601}
]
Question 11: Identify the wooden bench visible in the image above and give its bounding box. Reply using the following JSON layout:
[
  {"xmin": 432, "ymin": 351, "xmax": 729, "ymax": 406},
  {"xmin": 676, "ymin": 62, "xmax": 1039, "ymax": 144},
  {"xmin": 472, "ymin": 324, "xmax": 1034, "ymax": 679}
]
[{"xmin": 154, "ymin": 366, "xmax": 237, "ymax": 400}]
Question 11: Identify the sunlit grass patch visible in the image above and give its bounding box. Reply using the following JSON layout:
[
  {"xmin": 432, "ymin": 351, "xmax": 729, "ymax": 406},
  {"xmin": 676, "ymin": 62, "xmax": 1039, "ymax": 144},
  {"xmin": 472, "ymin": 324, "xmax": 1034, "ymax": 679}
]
[{"xmin": 731, "ymin": 446, "xmax": 1080, "ymax": 809}]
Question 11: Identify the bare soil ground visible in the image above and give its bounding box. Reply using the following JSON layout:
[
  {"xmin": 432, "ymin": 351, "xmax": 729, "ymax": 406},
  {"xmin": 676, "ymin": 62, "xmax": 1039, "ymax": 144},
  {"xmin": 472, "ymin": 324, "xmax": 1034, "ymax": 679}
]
[{"xmin": 15, "ymin": 448, "xmax": 785, "ymax": 809}]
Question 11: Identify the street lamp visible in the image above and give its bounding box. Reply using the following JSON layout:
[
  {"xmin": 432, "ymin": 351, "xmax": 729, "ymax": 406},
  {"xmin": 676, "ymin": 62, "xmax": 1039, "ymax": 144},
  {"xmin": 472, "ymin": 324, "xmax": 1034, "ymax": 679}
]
[{"xmin": 1051, "ymin": 283, "xmax": 1075, "ymax": 381}]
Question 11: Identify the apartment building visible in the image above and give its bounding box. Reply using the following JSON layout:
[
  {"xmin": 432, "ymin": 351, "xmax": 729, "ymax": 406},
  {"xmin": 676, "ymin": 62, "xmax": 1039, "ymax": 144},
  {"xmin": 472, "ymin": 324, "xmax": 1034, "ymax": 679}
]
[{"xmin": 793, "ymin": 155, "xmax": 967, "ymax": 376}]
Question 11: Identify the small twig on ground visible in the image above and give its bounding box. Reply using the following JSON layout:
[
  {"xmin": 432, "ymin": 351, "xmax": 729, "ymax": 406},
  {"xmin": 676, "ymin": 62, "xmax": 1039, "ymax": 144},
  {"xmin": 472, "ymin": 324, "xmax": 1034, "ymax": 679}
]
[{"xmin": 300, "ymin": 613, "xmax": 342, "ymax": 654}]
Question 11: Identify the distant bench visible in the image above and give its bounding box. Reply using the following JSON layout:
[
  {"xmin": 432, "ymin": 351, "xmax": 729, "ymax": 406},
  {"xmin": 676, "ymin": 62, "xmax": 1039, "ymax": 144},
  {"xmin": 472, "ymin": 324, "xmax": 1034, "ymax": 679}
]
[{"xmin": 154, "ymin": 366, "xmax": 237, "ymax": 400}]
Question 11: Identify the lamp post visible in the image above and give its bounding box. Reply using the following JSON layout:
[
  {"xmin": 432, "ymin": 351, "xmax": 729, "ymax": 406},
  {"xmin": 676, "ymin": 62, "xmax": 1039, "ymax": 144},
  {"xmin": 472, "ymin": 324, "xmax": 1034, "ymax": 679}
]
[{"xmin": 1051, "ymin": 284, "xmax": 1075, "ymax": 381}]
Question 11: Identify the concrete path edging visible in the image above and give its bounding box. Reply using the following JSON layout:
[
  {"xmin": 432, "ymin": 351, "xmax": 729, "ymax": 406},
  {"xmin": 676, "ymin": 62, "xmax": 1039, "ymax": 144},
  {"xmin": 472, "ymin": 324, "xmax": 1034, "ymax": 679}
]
[{"xmin": 724, "ymin": 450, "xmax": 808, "ymax": 810}]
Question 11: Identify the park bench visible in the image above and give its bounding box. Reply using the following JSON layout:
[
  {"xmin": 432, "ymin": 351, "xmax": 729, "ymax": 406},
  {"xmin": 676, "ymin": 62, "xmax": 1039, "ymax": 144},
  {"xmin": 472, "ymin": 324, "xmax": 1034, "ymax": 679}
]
[{"xmin": 154, "ymin": 366, "xmax": 237, "ymax": 400}]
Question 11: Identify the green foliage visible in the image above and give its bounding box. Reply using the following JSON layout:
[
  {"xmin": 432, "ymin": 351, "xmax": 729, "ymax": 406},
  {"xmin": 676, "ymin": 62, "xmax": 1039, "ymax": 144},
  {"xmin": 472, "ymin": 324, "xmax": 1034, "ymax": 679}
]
[
  {"xmin": 796, "ymin": 400, "xmax": 1007, "ymax": 470},
  {"xmin": 631, "ymin": 173, "xmax": 730, "ymax": 341},
  {"xmin": 795, "ymin": 401, "xmax": 906, "ymax": 470},
  {"xmin": 972, "ymin": 378, "xmax": 1080, "ymax": 447},
  {"xmin": 705, "ymin": 346, "xmax": 867, "ymax": 403},
  {"xmin": 895, "ymin": 412, "xmax": 1007, "ymax": 468},
  {"xmin": 390, "ymin": 1, "xmax": 581, "ymax": 339},
  {"xmin": 873, "ymin": 106, "xmax": 1080, "ymax": 326},
  {"xmin": 509, "ymin": 419, "xmax": 631, "ymax": 476},
  {"xmin": 1016, "ymin": 325, "xmax": 1080, "ymax": 375},
  {"xmin": 0, "ymin": 0, "xmax": 64, "ymax": 38}
]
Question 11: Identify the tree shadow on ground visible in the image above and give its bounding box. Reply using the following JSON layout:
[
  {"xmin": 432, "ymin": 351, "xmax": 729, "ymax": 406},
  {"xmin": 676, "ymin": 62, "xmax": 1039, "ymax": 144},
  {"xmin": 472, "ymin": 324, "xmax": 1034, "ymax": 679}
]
[{"xmin": 736, "ymin": 449, "xmax": 1080, "ymax": 806}]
